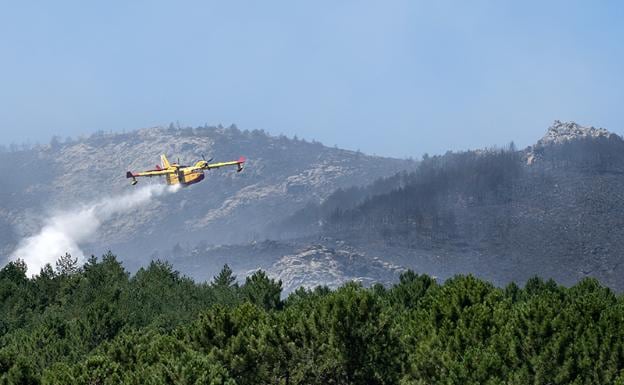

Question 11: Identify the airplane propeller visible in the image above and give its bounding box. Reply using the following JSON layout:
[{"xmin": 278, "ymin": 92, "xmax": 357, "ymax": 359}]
[{"xmin": 201, "ymin": 154, "xmax": 214, "ymax": 163}]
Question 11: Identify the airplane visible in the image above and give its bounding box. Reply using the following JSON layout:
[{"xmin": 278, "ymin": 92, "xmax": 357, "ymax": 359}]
[{"xmin": 126, "ymin": 154, "xmax": 245, "ymax": 186}]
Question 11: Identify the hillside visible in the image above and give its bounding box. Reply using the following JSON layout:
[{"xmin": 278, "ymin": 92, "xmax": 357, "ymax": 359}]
[
  {"xmin": 5, "ymin": 121, "xmax": 624, "ymax": 292},
  {"xmin": 280, "ymin": 121, "xmax": 624, "ymax": 290},
  {"xmin": 0, "ymin": 125, "xmax": 415, "ymax": 267}
]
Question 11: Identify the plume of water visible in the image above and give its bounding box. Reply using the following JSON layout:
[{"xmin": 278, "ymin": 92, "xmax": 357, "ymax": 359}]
[{"xmin": 11, "ymin": 184, "xmax": 181, "ymax": 276}]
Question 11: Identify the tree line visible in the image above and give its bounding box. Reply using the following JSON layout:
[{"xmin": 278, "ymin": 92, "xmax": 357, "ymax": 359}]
[{"xmin": 2, "ymin": 252, "xmax": 624, "ymax": 384}]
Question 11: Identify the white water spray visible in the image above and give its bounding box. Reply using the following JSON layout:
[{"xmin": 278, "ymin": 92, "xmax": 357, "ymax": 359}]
[{"xmin": 11, "ymin": 184, "xmax": 181, "ymax": 276}]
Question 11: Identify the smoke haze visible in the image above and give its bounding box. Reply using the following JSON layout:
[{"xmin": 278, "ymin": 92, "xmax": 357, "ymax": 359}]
[{"xmin": 11, "ymin": 184, "xmax": 181, "ymax": 276}]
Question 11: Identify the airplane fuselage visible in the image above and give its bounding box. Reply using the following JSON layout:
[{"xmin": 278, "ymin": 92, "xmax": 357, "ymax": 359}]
[{"xmin": 165, "ymin": 165, "xmax": 205, "ymax": 186}]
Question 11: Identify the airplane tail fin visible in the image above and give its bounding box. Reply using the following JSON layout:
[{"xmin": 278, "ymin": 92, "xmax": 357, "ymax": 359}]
[
  {"xmin": 161, "ymin": 154, "xmax": 171, "ymax": 169},
  {"xmin": 126, "ymin": 171, "xmax": 138, "ymax": 185}
]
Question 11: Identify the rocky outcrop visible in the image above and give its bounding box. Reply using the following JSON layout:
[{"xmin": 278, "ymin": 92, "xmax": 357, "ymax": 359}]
[
  {"xmin": 537, "ymin": 120, "xmax": 613, "ymax": 146},
  {"xmin": 527, "ymin": 120, "xmax": 617, "ymax": 164},
  {"xmin": 263, "ymin": 244, "xmax": 405, "ymax": 293}
]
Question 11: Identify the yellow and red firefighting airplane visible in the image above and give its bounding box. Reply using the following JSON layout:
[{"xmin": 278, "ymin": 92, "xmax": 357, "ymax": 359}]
[{"xmin": 126, "ymin": 154, "xmax": 245, "ymax": 186}]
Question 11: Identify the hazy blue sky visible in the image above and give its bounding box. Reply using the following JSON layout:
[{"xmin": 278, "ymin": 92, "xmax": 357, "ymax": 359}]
[{"xmin": 0, "ymin": 1, "xmax": 622, "ymax": 157}]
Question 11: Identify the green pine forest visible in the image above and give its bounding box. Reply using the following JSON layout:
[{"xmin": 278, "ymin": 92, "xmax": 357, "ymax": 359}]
[{"xmin": 2, "ymin": 252, "xmax": 624, "ymax": 384}]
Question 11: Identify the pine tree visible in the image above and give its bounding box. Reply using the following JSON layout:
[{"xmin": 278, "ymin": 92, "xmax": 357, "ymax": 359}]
[
  {"xmin": 241, "ymin": 271, "xmax": 282, "ymax": 310},
  {"xmin": 213, "ymin": 264, "xmax": 237, "ymax": 288},
  {"xmin": 55, "ymin": 253, "xmax": 78, "ymax": 276}
]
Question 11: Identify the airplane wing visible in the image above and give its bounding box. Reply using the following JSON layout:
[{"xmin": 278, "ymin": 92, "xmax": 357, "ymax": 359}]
[
  {"xmin": 126, "ymin": 167, "xmax": 176, "ymax": 185},
  {"xmin": 203, "ymin": 156, "xmax": 246, "ymax": 172},
  {"xmin": 127, "ymin": 169, "xmax": 174, "ymax": 178}
]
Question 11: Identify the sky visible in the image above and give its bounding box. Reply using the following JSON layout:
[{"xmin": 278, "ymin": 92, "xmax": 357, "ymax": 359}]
[{"xmin": 0, "ymin": 0, "xmax": 622, "ymax": 158}]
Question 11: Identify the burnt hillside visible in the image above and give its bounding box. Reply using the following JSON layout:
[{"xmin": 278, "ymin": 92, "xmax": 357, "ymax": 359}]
[{"xmin": 284, "ymin": 122, "xmax": 624, "ymax": 289}]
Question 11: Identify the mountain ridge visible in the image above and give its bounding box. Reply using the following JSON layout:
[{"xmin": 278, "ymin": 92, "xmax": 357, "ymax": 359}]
[{"xmin": 4, "ymin": 121, "xmax": 624, "ymax": 292}]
